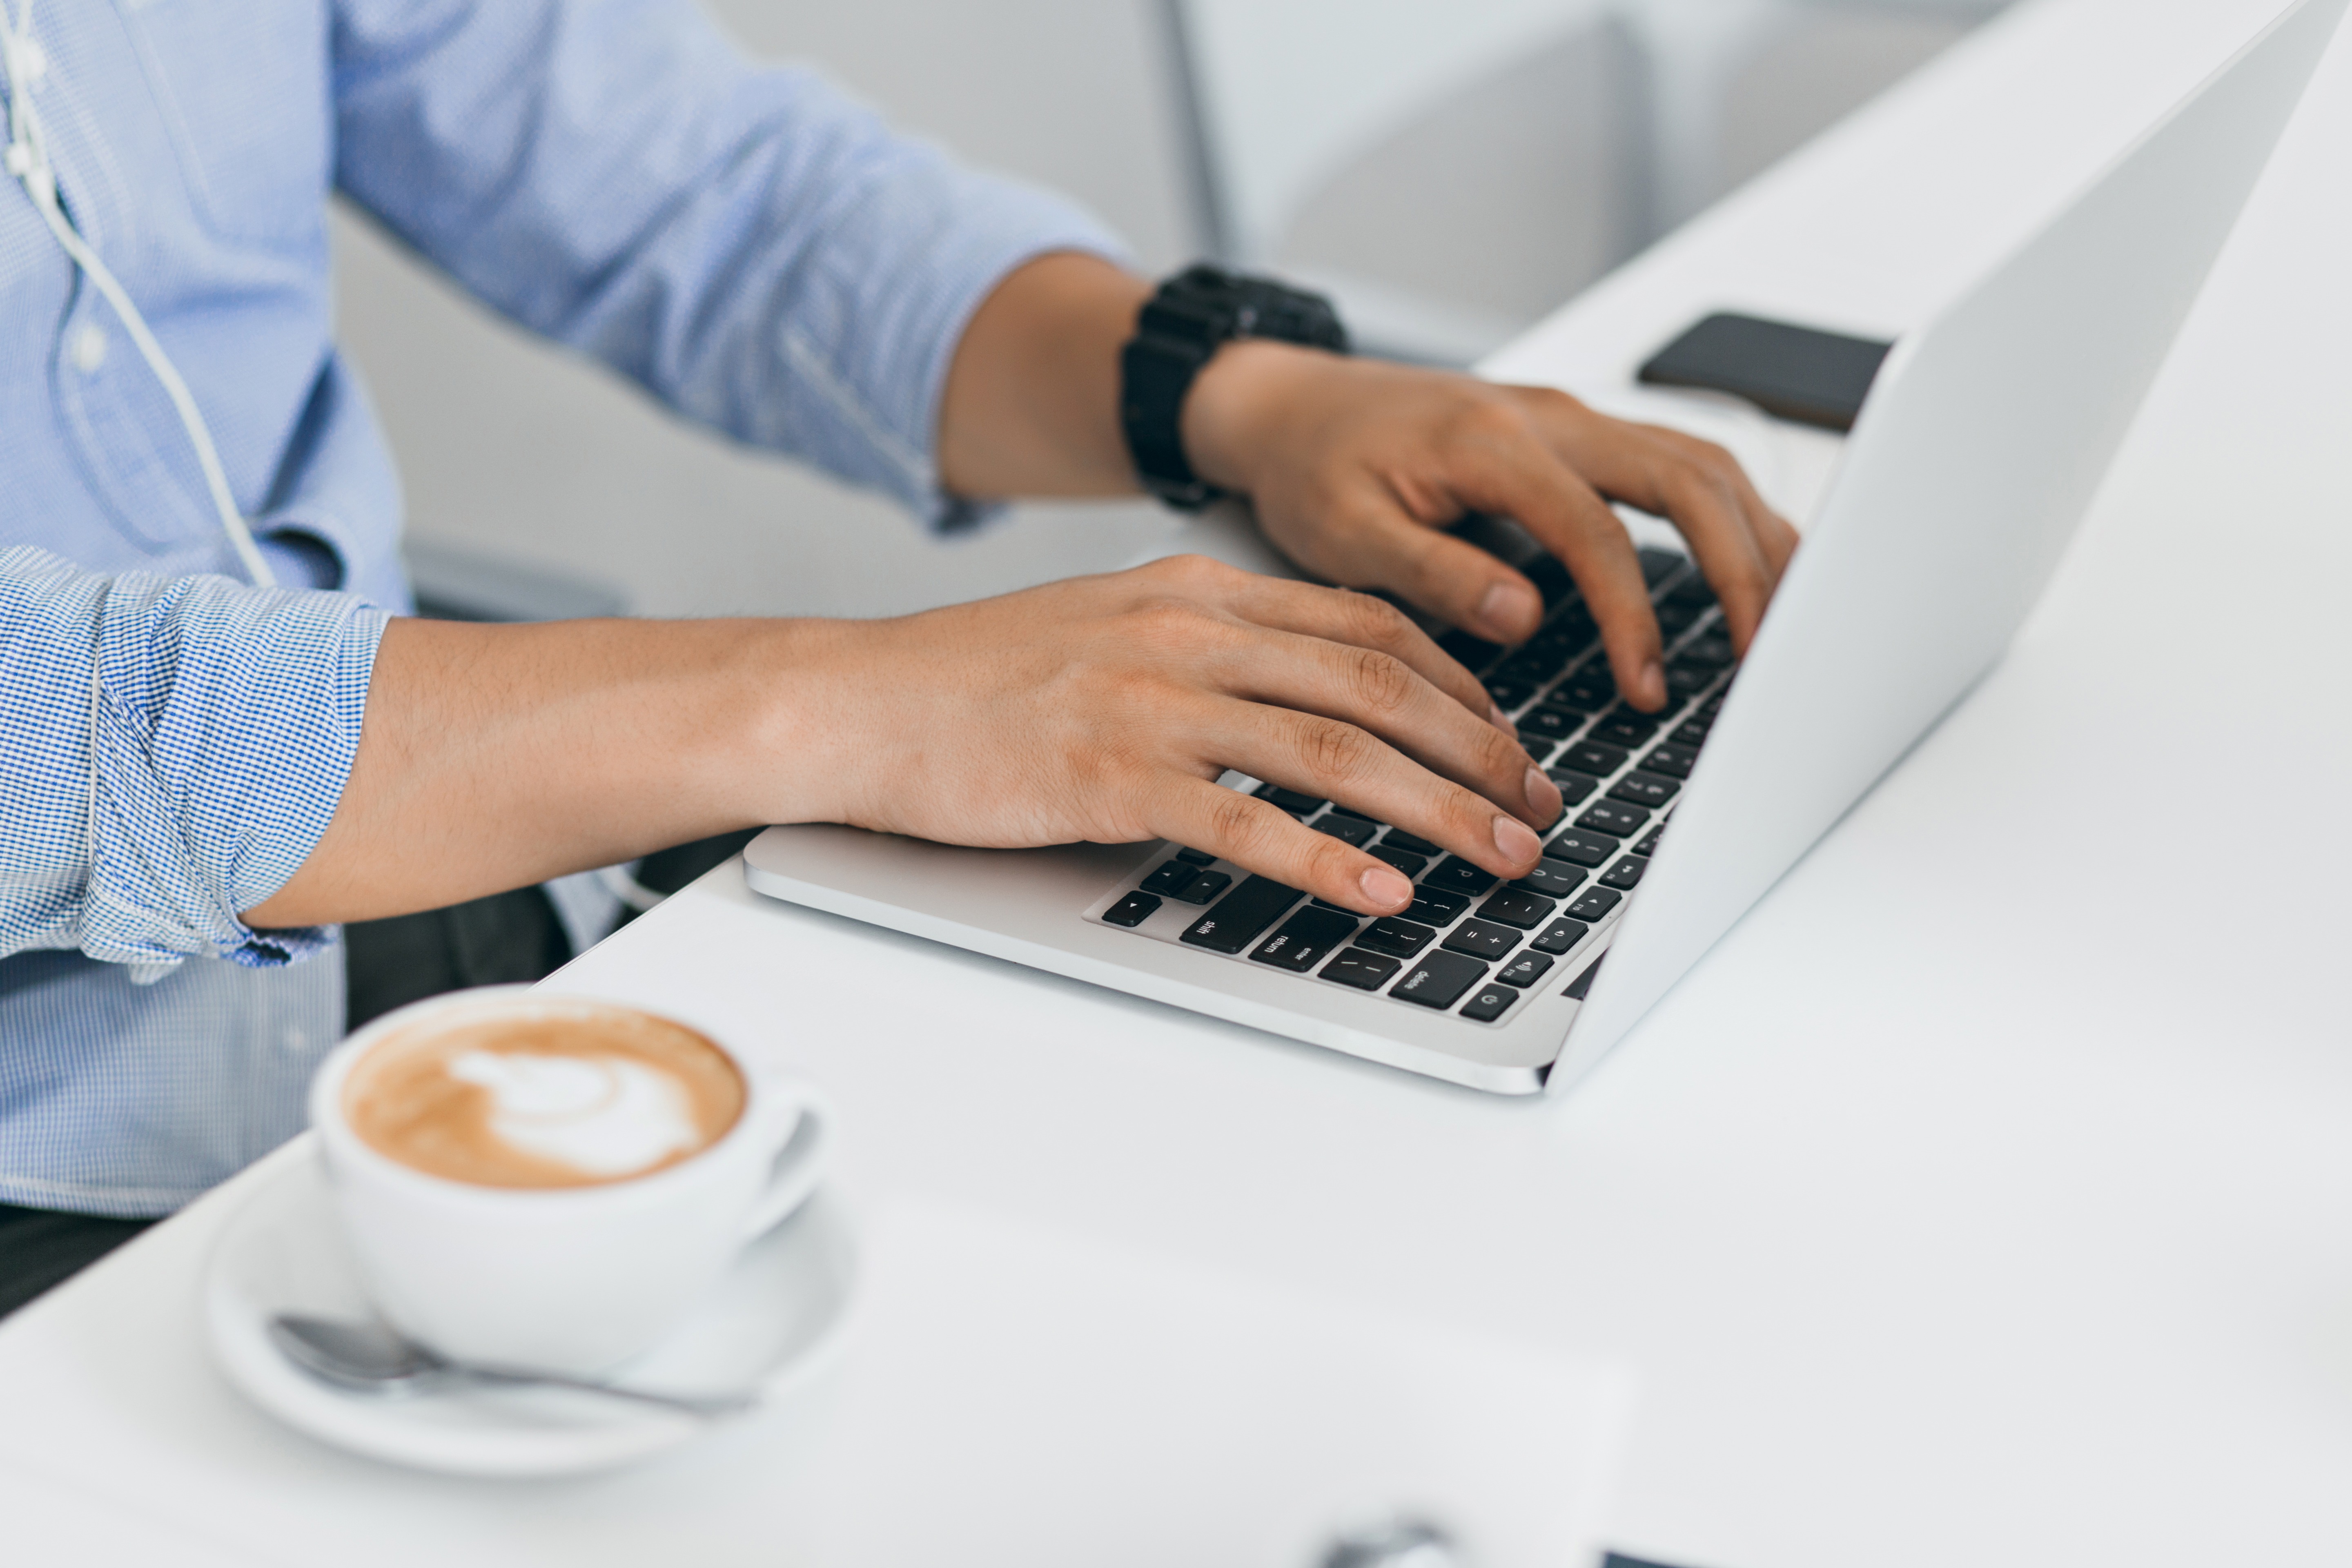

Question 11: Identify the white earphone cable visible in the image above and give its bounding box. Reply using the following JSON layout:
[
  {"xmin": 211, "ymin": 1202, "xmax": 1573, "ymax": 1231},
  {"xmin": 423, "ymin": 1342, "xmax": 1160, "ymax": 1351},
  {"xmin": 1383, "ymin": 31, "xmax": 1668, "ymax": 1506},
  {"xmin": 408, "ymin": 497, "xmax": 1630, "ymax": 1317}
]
[{"xmin": 3, "ymin": 0, "xmax": 276, "ymax": 588}]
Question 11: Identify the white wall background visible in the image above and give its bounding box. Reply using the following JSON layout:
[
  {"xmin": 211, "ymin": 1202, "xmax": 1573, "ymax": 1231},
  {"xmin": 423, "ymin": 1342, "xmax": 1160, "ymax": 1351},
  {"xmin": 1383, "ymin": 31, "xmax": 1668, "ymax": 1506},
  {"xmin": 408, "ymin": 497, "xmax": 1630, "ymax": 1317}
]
[{"xmin": 330, "ymin": 0, "xmax": 1973, "ymax": 624}]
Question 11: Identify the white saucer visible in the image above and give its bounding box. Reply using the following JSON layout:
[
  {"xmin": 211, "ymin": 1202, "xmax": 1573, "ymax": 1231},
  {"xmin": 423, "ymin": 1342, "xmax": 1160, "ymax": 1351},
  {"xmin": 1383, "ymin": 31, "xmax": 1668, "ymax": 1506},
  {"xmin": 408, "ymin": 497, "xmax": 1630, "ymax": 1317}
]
[{"xmin": 203, "ymin": 1145, "xmax": 858, "ymax": 1477}]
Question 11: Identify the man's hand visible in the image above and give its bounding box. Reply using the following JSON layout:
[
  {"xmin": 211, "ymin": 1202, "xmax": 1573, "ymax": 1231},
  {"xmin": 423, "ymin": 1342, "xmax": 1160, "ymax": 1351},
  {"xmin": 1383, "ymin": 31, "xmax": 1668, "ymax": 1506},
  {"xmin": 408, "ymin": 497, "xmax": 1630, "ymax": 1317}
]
[
  {"xmin": 1183, "ymin": 341, "xmax": 1799, "ymax": 710},
  {"xmin": 940, "ymin": 255, "xmax": 1797, "ymax": 713},
  {"xmin": 243, "ymin": 557, "xmax": 1558, "ymax": 928},
  {"xmin": 794, "ymin": 556, "xmax": 1558, "ymax": 914}
]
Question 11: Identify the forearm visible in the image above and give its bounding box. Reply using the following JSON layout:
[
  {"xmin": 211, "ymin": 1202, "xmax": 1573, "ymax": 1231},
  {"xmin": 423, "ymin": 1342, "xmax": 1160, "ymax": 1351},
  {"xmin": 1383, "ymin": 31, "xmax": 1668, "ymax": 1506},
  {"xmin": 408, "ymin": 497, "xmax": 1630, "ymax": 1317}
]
[
  {"xmin": 937, "ymin": 253, "xmax": 1152, "ymax": 498},
  {"xmin": 242, "ymin": 615, "xmax": 851, "ymax": 928}
]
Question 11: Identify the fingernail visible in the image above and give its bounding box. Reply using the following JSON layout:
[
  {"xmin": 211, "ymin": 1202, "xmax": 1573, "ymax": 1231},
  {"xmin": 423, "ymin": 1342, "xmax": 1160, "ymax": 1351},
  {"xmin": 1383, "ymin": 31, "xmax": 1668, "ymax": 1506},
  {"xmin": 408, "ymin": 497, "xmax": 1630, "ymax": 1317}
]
[
  {"xmin": 1488, "ymin": 699, "xmax": 1514, "ymax": 731},
  {"xmin": 1493, "ymin": 814, "xmax": 1542, "ymax": 866},
  {"xmin": 1524, "ymin": 765, "xmax": 1562, "ymax": 825},
  {"xmin": 1642, "ymin": 659, "xmax": 1667, "ymax": 709},
  {"xmin": 1361, "ymin": 866, "xmax": 1414, "ymax": 910},
  {"xmin": 1475, "ymin": 581, "xmax": 1538, "ymax": 641}
]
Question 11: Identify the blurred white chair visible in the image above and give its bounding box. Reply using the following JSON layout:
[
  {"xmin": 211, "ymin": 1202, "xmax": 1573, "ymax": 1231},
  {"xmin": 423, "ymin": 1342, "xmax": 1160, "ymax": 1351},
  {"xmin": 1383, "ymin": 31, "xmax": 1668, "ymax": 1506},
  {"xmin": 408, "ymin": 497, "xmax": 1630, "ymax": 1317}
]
[
  {"xmin": 1160, "ymin": 0, "xmax": 1627, "ymax": 365},
  {"xmin": 1160, "ymin": 0, "xmax": 2013, "ymax": 364},
  {"xmin": 1620, "ymin": 0, "xmax": 2014, "ymax": 232}
]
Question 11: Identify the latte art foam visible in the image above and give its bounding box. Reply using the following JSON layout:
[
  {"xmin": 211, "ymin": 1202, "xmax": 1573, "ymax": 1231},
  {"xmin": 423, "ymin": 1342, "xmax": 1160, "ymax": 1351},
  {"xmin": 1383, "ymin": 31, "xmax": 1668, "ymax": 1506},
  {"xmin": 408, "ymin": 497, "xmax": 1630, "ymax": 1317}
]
[
  {"xmin": 345, "ymin": 1002, "xmax": 745, "ymax": 1189},
  {"xmin": 446, "ymin": 1049, "xmax": 703, "ymax": 1178}
]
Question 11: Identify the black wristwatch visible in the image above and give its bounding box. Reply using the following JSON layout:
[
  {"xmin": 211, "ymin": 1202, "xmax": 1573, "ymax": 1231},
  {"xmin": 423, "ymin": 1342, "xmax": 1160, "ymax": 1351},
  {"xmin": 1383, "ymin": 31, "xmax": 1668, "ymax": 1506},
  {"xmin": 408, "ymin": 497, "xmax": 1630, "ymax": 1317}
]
[{"xmin": 1119, "ymin": 265, "xmax": 1348, "ymax": 511}]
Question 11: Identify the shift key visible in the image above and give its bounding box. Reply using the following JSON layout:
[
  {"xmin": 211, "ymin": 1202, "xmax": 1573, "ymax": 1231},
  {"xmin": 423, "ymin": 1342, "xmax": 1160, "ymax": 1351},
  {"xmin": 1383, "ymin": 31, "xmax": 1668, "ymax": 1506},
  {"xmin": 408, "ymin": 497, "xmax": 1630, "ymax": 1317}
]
[{"xmin": 1180, "ymin": 875, "xmax": 1304, "ymax": 954}]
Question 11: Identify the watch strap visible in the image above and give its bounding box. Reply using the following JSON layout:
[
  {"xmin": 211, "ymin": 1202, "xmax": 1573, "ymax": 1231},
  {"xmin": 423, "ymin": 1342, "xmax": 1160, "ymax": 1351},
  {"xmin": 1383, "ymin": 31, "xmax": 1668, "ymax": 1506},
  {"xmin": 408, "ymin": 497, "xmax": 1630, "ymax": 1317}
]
[{"xmin": 1119, "ymin": 265, "xmax": 1347, "ymax": 511}]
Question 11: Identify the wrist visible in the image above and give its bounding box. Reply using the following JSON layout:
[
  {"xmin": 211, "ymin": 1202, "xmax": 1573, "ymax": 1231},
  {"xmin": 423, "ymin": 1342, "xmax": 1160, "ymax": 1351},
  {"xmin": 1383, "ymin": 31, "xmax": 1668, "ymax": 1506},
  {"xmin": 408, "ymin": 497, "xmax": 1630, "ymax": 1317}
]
[
  {"xmin": 734, "ymin": 617, "xmax": 877, "ymax": 827},
  {"xmin": 1178, "ymin": 337, "xmax": 1331, "ymax": 494}
]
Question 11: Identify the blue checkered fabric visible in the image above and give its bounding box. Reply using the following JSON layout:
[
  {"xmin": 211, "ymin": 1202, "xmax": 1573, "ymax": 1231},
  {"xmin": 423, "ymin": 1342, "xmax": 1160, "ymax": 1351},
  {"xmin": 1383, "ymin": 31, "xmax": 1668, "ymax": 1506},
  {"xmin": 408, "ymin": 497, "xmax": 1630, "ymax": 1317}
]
[{"xmin": 0, "ymin": 0, "xmax": 1122, "ymax": 1216}]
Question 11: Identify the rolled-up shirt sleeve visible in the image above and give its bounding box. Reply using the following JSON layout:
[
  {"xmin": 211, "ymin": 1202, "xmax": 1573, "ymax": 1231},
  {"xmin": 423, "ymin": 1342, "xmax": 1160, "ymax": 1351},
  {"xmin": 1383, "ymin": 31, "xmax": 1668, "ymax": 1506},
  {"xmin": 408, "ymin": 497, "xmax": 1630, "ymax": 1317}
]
[
  {"xmin": 329, "ymin": 0, "xmax": 1129, "ymax": 528},
  {"xmin": 0, "ymin": 547, "xmax": 386, "ymax": 977}
]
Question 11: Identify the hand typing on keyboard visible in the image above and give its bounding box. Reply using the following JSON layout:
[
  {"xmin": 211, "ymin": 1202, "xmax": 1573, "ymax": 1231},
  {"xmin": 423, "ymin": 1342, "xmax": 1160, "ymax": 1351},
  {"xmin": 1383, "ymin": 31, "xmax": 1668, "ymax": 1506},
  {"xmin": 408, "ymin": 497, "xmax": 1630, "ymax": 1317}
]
[
  {"xmin": 1178, "ymin": 339, "xmax": 1798, "ymax": 707},
  {"xmin": 768, "ymin": 555, "xmax": 1563, "ymax": 917}
]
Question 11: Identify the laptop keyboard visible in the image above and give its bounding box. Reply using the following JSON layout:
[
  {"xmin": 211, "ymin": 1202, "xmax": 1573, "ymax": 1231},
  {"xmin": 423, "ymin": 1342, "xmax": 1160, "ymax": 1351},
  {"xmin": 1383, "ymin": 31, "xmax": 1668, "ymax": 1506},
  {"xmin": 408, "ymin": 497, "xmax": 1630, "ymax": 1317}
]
[{"xmin": 1092, "ymin": 546, "xmax": 1731, "ymax": 1026}]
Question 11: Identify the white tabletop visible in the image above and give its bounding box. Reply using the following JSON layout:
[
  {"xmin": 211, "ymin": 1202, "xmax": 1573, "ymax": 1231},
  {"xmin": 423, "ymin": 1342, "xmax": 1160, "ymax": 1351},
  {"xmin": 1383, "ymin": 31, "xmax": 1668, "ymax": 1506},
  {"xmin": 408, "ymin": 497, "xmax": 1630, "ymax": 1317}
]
[{"xmin": 7, "ymin": 2, "xmax": 2352, "ymax": 1564}]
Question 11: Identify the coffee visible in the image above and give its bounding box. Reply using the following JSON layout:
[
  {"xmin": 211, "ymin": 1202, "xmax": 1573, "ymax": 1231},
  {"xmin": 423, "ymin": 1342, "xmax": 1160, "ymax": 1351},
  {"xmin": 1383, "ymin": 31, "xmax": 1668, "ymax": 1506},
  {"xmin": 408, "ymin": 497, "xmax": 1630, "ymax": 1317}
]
[{"xmin": 344, "ymin": 1000, "xmax": 745, "ymax": 1189}]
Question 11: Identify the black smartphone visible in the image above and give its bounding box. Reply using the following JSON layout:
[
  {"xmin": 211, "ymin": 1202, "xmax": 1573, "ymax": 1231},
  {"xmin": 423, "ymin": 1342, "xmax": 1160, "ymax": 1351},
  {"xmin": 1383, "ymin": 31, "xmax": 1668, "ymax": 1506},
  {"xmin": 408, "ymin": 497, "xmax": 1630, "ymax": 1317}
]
[{"xmin": 1636, "ymin": 312, "xmax": 1893, "ymax": 432}]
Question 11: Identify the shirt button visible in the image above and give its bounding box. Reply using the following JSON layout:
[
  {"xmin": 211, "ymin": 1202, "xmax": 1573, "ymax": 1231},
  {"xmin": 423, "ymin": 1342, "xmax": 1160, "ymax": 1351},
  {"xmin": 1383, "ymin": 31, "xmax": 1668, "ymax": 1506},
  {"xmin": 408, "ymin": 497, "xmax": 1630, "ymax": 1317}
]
[{"xmin": 71, "ymin": 323, "xmax": 108, "ymax": 374}]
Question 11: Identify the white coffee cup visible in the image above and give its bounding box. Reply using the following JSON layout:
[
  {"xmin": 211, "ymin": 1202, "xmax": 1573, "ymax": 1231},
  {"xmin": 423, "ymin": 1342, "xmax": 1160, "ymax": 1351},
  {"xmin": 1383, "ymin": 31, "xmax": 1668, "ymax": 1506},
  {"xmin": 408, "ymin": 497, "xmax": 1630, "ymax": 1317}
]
[{"xmin": 310, "ymin": 987, "xmax": 831, "ymax": 1377}]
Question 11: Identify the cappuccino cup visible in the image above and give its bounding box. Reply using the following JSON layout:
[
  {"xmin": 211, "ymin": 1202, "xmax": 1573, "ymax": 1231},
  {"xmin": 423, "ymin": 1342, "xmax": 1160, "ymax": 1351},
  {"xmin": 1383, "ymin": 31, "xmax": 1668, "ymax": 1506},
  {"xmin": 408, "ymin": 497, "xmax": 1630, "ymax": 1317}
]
[{"xmin": 310, "ymin": 987, "xmax": 831, "ymax": 1377}]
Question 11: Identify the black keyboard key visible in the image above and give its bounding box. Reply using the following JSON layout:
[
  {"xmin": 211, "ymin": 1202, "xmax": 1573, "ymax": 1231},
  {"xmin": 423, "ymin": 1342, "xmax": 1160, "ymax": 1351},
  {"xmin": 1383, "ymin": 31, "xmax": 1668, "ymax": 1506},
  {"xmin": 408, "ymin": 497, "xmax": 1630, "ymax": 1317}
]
[
  {"xmin": 1437, "ymin": 629, "xmax": 1501, "ymax": 673},
  {"xmin": 1655, "ymin": 600, "xmax": 1703, "ymax": 636},
  {"xmin": 1589, "ymin": 710, "xmax": 1660, "ymax": 748},
  {"xmin": 1575, "ymin": 800, "xmax": 1650, "ymax": 837},
  {"xmin": 1530, "ymin": 917, "xmax": 1590, "ymax": 954},
  {"xmin": 1497, "ymin": 950, "xmax": 1555, "ymax": 989},
  {"xmin": 1545, "ymin": 768, "xmax": 1600, "ymax": 806},
  {"xmin": 1180, "ymin": 875, "xmax": 1303, "ymax": 953},
  {"xmin": 1524, "ymin": 554, "xmax": 1575, "ymax": 609},
  {"xmin": 1312, "ymin": 814, "xmax": 1377, "ymax": 848},
  {"xmin": 1552, "ymin": 667, "xmax": 1617, "ymax": 710},
  {"xmin": 1103, "ymin": 891, "xmax": 1160, "ymax": 927},
  {"xmin": 1483, "ymin": 677, "xmax": 1535, "ymax": 710},
  {"xmin": 1564, "ymin": 953, "xmax": 1607, "ymax": 999},
  {"xmin": 1424, "ymin": 856, "xmax": 1499, "ymax": 897},
  {"xmin": 1631, "ymin": 822, "xmax": 1665, "ymax": 857},
  {"xmin": 1546, "ymin": 828, "xmax": 1617, "ymax": 867},
  {"xmin": 1636, "ymin": 547, "xmax": 1688, "ymax": 587},
  {"xmin": 1322, "ymin": 947, "xmax": 1403, "ymax": 990},
  {"xmin": 1250, "ymin": 907, "xmax": 1360, "ymax": 972},
  {"xmin": 1494, "ymin": 651, "xmax": 1562, "ymax": 687},
  {"xmin": 1699, "ymin": 693, "xmax": 1726, "ymax": 718},
  {"xmin": 1664, "ymin": 662, "xmax": 1716, "ymax": 701},
  {"xmin": 1669, "ymin": 717, "xmax": 1713, "ymax": 748},
  {"xmin": 1172, "ymin": 870, "xmax": 1230, "ymax": 904},
  {"xmin": 1515, "ymin": 733, "xmax": 1561, "ymax": 765},
  {"xmin": 1355, "ymin": 916, "xmax": 1437, "ymax": 958},
  {"xmin": 1609, "ymin": 772, "xmax": 1680, "ymax": 808},
  {"xmin": 1475, "ymin": 888, "xmax": 1556, "ymax": 929},
  {"xmin": 1539, "ymin": 604, "xmax": 1598, "ymax": 643},
  {"xmin": 1255, "ymin": 783, "xmax": 1327, "ymax": 815},
  {"xmin": 1600, "ymin": 855, "xmax": 1648, "ymax": 891},
  {"xmin": 1379, "ymin": 828, "xmax": 1441, "ymax": 857},
  {"xmin": 1369, "ymin": 845, "xmax": 1427, "ymax": 878},
  {"xmin": 1677, "ymin": 633, "xmax": 1735, "ymax": 670},
  {"xmin": 1640, "ymin": 743, "xmax": 1697, "ymax": 780},
  {"xmin": 1175, "ymin": 846, "xmax": 1216, "ymax": 865},
  {"xmin": 1509, "ymin": 858, "xmax": 1587, "ymax": 899},
  {"xmin": 1459, "ymin": 983, "xmax": 1518, "ymax": 1022},
  {"xmin": 1566, "ymin": 886, "xmax": 1622, "ymax": 921},
  {"xmin": 1441, "ymin": 918, "xmax": 1520, "ymax": 961},
  {"xmin": 1140, "ymin": 860, "xmax": 1199, "ymax": 897},
  {"xmin": 1536, "ymin": 689, "xmax": 1596, "ymax": 721},
  {"xmin": 1664, "ymin": 575, "xmax": 1717, "ymax": 610},
  {"xmin": 1391, "ymin": 949, "xmax": 1489, "ymax": 1009},
  {"xmin": 1557, "ymin": 740, "xmax": 1628, "ymax": 777},
  {"xmin": 1404, "ymin": 888, "xmax": 1469, "ymax": 926},
  {"xmin": 1329, "ymin": 804, "xmax": 1378, "ymax": 823},
  {"xmin": 1516, "ymin": 706, "xmax": 1581, "ymax": 741}
]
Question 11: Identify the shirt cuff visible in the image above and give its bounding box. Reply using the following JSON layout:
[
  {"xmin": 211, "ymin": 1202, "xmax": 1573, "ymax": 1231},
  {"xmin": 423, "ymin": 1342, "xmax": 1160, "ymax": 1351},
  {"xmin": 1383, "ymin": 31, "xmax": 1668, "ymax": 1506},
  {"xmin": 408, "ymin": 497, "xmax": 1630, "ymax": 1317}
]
[{"xmin": 0, "ymin": 548, "xmax": 387, "ymax": 975}]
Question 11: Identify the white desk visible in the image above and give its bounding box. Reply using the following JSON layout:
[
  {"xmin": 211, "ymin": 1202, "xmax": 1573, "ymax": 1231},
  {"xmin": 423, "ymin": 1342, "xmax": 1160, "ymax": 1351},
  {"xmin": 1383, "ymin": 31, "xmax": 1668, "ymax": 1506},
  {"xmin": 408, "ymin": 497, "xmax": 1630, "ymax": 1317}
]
[{"xmin": 7, "ymin": 1, "xmax": 2352, "ymax": 1563}]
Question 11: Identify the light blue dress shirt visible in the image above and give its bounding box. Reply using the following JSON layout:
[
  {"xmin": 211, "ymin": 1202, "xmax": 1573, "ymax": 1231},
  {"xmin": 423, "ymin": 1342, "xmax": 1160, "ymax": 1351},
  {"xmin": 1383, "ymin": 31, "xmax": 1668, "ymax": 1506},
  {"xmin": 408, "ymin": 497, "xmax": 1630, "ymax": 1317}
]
[{"xmin": 0, "ymin": 0, "xmax": 1120, "ymax": 1216}]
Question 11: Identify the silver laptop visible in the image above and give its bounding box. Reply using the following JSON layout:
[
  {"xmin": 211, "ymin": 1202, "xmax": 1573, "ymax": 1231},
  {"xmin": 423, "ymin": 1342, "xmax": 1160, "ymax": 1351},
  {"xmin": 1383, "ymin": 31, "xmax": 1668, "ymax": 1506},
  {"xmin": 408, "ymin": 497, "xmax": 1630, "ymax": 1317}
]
[{"xmin": 747, "ymin": 0, "xmax": 2343, "ymax": 1095}]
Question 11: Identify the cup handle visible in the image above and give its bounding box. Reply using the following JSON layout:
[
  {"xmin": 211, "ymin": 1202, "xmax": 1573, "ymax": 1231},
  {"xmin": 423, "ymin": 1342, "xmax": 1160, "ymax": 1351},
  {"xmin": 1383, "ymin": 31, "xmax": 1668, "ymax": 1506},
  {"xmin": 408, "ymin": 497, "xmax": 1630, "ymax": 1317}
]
[{"xmin": 739, "ymin": 1087, "xmax": 832, "ymax": 1243}]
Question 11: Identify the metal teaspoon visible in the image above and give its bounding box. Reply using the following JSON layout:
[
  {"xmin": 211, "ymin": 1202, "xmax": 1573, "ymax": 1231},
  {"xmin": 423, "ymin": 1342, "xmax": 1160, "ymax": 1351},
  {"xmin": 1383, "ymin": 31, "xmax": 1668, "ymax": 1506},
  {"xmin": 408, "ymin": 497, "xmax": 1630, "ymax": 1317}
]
[{"xmin": 267, "ymin": 1313, "xmax": 757, "ymax": 1419}]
